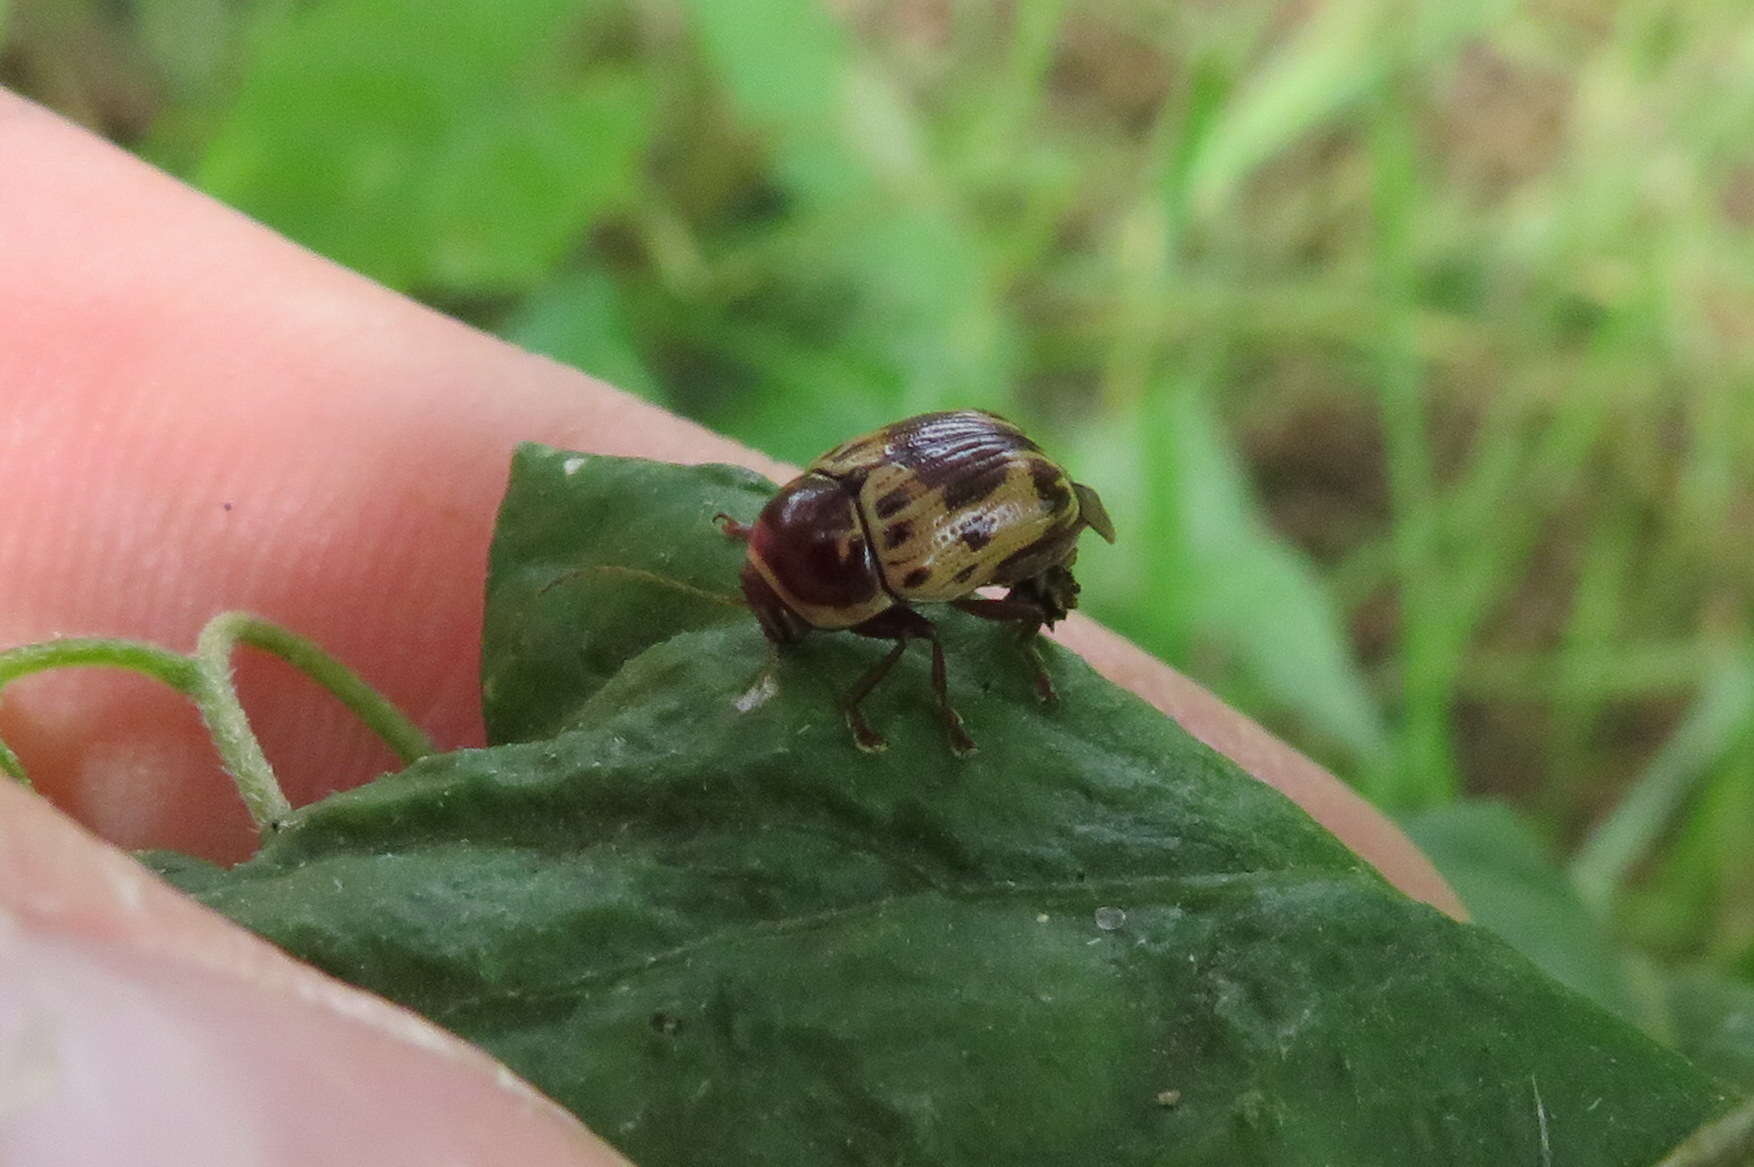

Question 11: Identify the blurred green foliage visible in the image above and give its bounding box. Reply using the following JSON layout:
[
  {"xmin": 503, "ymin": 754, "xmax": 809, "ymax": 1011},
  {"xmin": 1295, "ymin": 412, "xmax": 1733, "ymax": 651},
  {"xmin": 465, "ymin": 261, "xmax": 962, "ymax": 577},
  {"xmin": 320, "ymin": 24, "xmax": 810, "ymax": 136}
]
[{"xmin": 7, "ymin": 0, "xmax": 1754, "ymax": 1075}]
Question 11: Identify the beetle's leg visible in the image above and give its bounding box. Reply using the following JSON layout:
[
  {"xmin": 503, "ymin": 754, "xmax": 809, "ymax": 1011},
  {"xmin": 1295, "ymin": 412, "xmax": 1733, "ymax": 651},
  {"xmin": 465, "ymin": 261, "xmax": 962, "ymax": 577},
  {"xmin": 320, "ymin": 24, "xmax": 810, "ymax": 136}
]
[
  {"xmin": 921, "ymin": 624, "xmax": 978, "ymax": 756},
  {"xmin": 1016, "ymin": 627, "xmax": 1055, "ymax": 706},
  {"xmin": 713, "ymin": 512, "xmax": 753, "ymax": 541},
  {"xmin": 950, "ymin": 595, "xmax": 1057, "ymax": 705},
  {"xmin": 842, "ymin": 636, "xmax": 910, "ymax": 753},
  {"xmin": 848, "ymin": 606, "xmax": 977, "ymax": 756}
]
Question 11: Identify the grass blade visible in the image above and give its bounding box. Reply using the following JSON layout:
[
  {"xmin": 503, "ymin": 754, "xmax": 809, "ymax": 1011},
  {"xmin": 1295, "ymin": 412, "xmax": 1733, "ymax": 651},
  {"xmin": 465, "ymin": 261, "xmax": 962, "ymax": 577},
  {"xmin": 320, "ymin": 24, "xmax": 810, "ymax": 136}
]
[{"xmin": 1570, "ymin": 654, "xmax": 1754, "ymax": 916}]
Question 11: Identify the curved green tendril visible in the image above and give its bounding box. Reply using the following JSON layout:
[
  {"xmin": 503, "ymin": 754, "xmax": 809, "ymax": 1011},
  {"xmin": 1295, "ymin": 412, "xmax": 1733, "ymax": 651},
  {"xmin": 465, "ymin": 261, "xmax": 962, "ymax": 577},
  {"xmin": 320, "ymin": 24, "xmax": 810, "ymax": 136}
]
[
  {"xmin": 195, "ymin": 610, "xmax": 437, "ymax": 771},
  {"xmin": 0, "ymin": 613, "xmax": 436, "ymax": 833},
  {"xmin": 0, "ymin": 639, "xmax": 201, "ymax": 792}
]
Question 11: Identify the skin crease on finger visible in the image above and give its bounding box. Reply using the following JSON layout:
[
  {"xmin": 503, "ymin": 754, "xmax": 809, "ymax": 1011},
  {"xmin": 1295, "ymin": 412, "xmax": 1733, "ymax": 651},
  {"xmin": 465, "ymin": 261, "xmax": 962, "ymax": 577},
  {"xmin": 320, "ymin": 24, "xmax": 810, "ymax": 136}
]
[{"xmin": 0, "ymin": 82, "xmax": 1466, "ymax": 917}]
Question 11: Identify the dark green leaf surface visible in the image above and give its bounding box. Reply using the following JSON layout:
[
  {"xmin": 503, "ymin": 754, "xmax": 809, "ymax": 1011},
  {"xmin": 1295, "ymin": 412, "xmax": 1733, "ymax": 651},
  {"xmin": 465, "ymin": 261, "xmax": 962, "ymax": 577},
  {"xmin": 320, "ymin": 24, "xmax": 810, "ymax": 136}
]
[
  {"xmin": 150, "ymin": 445, "xmax": 1732, "ymax": 1165},
  {"xmin": 1662, "ymin": 969, "xmax": 1754, "ymax": 1092},
  {"xmin": 1402, "ymin": 799, "xmax": 1634, "ymax": 1018}
]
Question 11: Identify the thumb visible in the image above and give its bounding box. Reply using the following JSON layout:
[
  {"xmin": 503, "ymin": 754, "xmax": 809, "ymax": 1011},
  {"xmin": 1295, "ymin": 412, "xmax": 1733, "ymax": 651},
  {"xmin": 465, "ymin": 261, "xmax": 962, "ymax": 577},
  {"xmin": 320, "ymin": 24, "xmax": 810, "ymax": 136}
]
[{"xmin": 0, "ymin": 782, "xmax": 627, "ymax": 1166}]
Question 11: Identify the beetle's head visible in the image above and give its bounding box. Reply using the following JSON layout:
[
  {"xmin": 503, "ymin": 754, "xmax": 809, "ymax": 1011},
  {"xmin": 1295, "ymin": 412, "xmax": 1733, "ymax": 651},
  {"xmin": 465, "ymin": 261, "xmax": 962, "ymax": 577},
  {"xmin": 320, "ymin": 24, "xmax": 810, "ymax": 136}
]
[
  {"xmin": 734, "ymin": 472, "xmax": 890, "ymax": 642},
  {"xmin": 739, "ymin": 558, "xmax": 812, "ymax": 645}
]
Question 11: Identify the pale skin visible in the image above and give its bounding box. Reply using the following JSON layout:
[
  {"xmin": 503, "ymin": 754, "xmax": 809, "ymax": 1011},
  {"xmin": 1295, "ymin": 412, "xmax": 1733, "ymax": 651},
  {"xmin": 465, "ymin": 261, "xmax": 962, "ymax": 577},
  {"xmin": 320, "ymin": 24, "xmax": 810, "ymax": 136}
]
[{"xmin": 0, "ymin": 90, "xmax": 1462, "ymax": 1164}]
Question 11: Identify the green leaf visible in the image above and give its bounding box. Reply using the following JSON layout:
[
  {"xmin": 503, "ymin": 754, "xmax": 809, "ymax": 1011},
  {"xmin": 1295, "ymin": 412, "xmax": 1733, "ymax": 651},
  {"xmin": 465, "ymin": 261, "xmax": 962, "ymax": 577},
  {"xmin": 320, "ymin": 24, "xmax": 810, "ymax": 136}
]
[
  {"xmin": 1066, "ymin": 388, "xmax": 1385, "ymax": 769},
  {"xmin": 1654, "ymin": 1092, "xmax": 1754, "ymax": 1167},
  {"xmin": 1161, "ymin": 386, "xmax": 1389, "ymax": 766},
  {"xmin": 676, "ymin": 0, "xmax": 1014, "ymax": 418},
  {"xmin": 1661, "ymin": 968, "xmax": 1754, "ymax": 1093},
  {"xmin": 1401, "ymin": 800, "xmax": 1633, "ymax": 1018},
  {"xmin": 1182, "ymin": 0, "xmax": 1510, "ymax": 220},
  {"xmin": 678, "ymin": 0, "xmax": 854, "ymax": 202},
  {"xmin": 481, "ymin": 447, "xmax": 763, "ymax": 744},
  {"xmin": 149, "ymin": 447, "xmax": 1730, "ymax": 1165},
  {"xmin": 417, "ymin": 74, "xmax": 651, "ymax": 292},
  {"xmin": 499, "ymin": 266, "xmax": 665, "ymax": 404},
  {"xmin": 192, "ymin": 0, "xmax": 646, "ymax": 295}
]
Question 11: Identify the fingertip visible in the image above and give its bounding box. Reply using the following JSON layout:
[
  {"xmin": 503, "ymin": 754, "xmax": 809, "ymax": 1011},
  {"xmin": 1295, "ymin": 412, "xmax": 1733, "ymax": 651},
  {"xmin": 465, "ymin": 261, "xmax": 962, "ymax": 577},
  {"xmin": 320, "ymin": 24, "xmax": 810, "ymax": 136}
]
[
  {"xmin": 0, "ymin": 783, "xmax": 626, "ymax": 1166},
  {"xmin": 0, "ymin": 929, "xmax": 624, "ymax": 1167}
]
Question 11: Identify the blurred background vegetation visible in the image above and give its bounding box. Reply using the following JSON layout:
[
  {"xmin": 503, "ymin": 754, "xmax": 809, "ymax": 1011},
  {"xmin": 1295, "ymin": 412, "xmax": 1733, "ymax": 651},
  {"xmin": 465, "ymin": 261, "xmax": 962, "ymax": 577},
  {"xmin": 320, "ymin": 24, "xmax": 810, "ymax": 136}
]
[{"xmin": 7, "ymin": 0, "xmax": 1754, "ymax": 1083}]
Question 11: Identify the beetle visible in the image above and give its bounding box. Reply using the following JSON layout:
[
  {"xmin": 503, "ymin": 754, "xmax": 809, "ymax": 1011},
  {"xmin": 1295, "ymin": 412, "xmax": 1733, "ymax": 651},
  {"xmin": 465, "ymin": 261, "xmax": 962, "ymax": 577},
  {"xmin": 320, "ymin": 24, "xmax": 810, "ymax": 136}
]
[{"xmin": 716, "ymin": 409, "xmax": 1115, "ymax": 755}]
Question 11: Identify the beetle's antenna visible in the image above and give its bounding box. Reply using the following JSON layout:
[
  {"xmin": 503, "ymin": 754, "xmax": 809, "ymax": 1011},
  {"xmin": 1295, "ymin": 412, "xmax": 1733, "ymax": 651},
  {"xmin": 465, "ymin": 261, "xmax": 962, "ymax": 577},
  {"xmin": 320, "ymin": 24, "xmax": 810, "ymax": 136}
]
[{"xmin": 714, "ymin": 512, "xmax": 754, "ymax": 542}]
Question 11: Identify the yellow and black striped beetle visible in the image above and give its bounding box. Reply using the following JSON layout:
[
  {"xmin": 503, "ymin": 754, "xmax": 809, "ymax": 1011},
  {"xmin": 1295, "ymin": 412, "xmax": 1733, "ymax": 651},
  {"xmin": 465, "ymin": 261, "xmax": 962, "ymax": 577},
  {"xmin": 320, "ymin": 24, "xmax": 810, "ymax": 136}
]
[{"xmin": 716, "ymin": 410, "xmax": 1115, "ymax": 755}]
